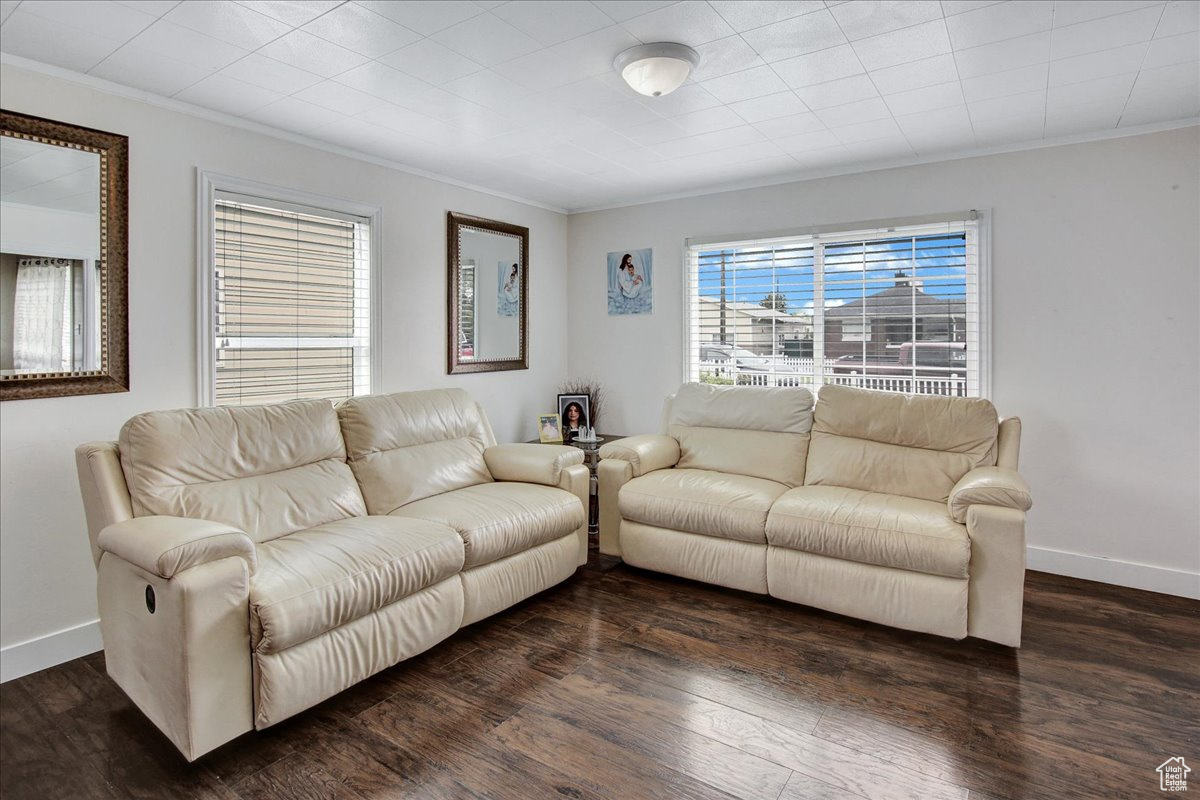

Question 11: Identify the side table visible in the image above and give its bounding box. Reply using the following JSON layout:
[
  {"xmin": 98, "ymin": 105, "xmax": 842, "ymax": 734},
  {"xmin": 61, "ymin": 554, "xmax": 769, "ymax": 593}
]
[{"xmin": 527, "ymin": 433, "xmax": 625, "ymax": 539}]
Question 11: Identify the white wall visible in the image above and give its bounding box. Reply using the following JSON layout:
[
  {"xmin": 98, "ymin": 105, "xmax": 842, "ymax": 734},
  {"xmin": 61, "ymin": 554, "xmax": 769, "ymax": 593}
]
[
  {"xmin": 0, "ymin": 66, "xmax": 570, "ymax": 677},
  {"xmin": 568, "ymin": 127, "xmax": 1200, "ymax": 598}
]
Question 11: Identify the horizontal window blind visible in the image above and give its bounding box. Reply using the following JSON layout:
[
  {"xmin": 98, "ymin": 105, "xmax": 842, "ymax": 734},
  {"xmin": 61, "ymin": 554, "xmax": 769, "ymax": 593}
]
[
  {"xmin": 212, "ymin": 195, "xmax": 371, "ymax": 406},
  {"xmin": 686, "ymin": 217, "xmax": 982, "ymax": 398}
]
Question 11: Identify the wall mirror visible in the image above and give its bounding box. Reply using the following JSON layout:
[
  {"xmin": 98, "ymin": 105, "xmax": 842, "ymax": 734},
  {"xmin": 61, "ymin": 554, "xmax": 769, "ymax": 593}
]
[
  {"xmin": 447, "ymin": 211, "xmax": 527, "ymax": 374},
  {"xmin": 0, "ymin": 110, "xmax": 128, "ymax": 400}
]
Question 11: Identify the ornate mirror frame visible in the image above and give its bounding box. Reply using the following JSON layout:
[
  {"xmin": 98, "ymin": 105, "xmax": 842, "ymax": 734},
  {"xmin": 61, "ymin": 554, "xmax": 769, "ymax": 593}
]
[
  {"xmin": 446, "ymin": 211, "xmax": 528, "ymax": 374},
  {"xmin": 0, "ymin": 110, "xmax": 129, "ymax": 400}
]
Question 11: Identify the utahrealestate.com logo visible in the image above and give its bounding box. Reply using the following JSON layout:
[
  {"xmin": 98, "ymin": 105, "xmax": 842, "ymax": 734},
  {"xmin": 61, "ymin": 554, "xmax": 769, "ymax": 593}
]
[{"xmin": 1158, "ymin": 757, "xmax": 1191, "ymax": 792}]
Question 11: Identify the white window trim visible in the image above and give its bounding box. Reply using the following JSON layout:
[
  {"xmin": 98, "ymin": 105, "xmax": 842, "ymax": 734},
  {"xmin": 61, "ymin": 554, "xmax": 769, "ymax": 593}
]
[
  {"xmin": 682, "ymin": 210, "xmax": 992, "ymax": 399},
  {"xmin": 196, "ymin": 169, "xmax": 383, "ymax": 407}
]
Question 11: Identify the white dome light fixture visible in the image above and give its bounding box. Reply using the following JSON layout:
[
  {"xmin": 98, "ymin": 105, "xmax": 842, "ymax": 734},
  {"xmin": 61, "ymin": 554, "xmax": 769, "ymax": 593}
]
[{"xmin": 614, "ymin": 43, "xmax": 700, "ymax": 98}]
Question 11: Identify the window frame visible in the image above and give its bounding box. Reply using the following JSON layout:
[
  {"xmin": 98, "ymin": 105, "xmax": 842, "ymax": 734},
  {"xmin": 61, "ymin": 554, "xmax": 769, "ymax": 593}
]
[
  {"xmin": 683, "ymin": 212, "xmax": 992, "ymax": 399},
  {"xmin": 196, "ymin": 170, "xmax": 382, "ymax": 407}
]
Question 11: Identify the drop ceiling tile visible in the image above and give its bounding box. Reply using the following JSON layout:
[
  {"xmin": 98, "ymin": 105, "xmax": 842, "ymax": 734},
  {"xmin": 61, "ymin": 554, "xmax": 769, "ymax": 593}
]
[
  {"xmin": 308, "ymin": 117, "xmax": 391, "ymax": 149},
  {"xmin": 944, "ymin": 0, "xmax": 1053, "ymax": 50},
  {"xmin": 432, "ymin": 12, "xmax": 542, "ymax": 66},
  {"xmin": 491, "ymin": 0, "xmax": 612, "ymax": 45},
  {"xmin": 1143, "ymin": 32, "xmax": 1200, "ymax": 68},
  {"xmin": 1049, "ymin": 42, "xmax": 1149, "ymax": 87},
  {"xmin": 739, "ymin": 9, "xmax": 846, "ymax": 62},
  {"xmin": 672, "ymin": 104, "xmax": 748, "ymax": 134},
  {"xmin": 1043, "ymin": 101, "xmax": 1122, "ymax": 136},
  {"xmin": 1125, "ymin": 59, "xmax": 1200, "ymax": 106},
  {"xmin": 1047, "ymin": 72, "xmax": 1137, "ymax": 112},
  {"xmin": 301, "ymin": 3, "xmax": 420, "ymax": 58},
  {"xmin": 961, "ymin": 63, "xmax": 1048, "ymax": 102},
  {"xmin": 356, "ymin": 0, "xmax": 484, "ymax": 36},
  {"xmin": 840, "ymin": 136, "xmax": 914, "ymax": 160},
  {"xmin": 175, "ymin": 72, "xmax": 283, "ymax": 114},
  {"xmin": 581, "ymin": 95, "xmax": 667, "ymax": 126},
  {"xmin": 793, "ymin": 73, "xmax": 880, "ymax": 109},
  {"xmin": 939, "ymin": 0, "xmax": 1004, "ymax": 15},
  {"xmin": 650, "ymin": 124, "xmax": 765, "ymax": 157},
  {"xmin": 356, "ymin": 104, "xmax": 456, "ymax": 141},
  {"xmin": 830, "ymin": 117, "xmax": 902, "ymax": 143},
  {"xmin": 700, "ymin": 64, "xmax": 788, "ymax": 103},
  {"xmin": 830, "ymin": 0, "xmax": 945, "ymax": 41},
  {"xmin": 787, "ymin": 143, "xmax": 851, "ymax": 168},
  {"xmin": 728, "ymin": 90, "xmax": 809, "ymax": 122},
  {"xmin": 0, "ymin": 11, "xmax": 126, "ymax": 72},
  {"xmin": 690, "ymin": 35, "xmax": 768, "ymax": 81},
  {"xmin": 1051, "ymin": 0, "xmax": 1161, "ymax": 27},
  {"xmin": 815, "ymin": 96, "xmax": 892, "ymax": 127},
  {"xmin": 126, "ymin": 20, "xmax": 250, "ymax": 70},
  {"xmin": 258, "ymin": 30, "xmax": 370, "ymax": 77},
  {"xmin": 883, "ymin": 81, "xmax": 965, "ymax": 115},
  {"xmin": 18, "ymin": 0, "xmax": 156, "ymax": 40},
  {"xmin": 1156, "ymin": 0, "xmax": 1200, "ymax": 37},
  {"xmin": 971, "ymin": 113, "xmax": 1044, "ymax": 144},
  {"xmin": 670, "ymin": 140, "xmax": 785, "ymax": 169},
  {"xmin": 869, "ymin": 53, "xmax": 958, "ymax": 94},
  {"xmin": 707, "ymin": 1, "xmax": 824, "ymax": 33},
  {"xmin": 1050, "ymin": 6, "xmax": 1162, "ymax": 60},
  {"xmin": 91, "ymin": 46, "xmax": 211, "ymax": 95},
  {"xmin": 620, "ymin": 1, "xmax": 736, "ymax": 46},
  {"xmin": 295, "ymin": 80, "xmax": 386, "ymax": 115},
  {"xmin": 772, "ymin": 44, "xmax": 865, "ymax": 88},
  {"xmin": 379, "ymin": 39, "xmax": 484, "ymax": 85},
  {"xmin": 162, "ymin": 0, "xmax": 289, "ymax": 50},
  {"xmin": 625, "ymin": 117, "xmax": 691, "ymax": 145},
  {"xmin": 0, "ymin": 0, "xmax": 18, "ymax": 23},
  {"xmin": 967, "ymin": 88, "xmax": 1046, "ymax": 121},
  {"xmin": 852, "ymin": 18, "xmax": 952, "ymax": 70},
  {"xmin": 590, "ymin": 0, "xmax": 677, "ymax": 23},
  {"xmin": 220, "ymin": 53, "xmax": 323, "ymax": 94},
  {"xmin": 952, "ymin": 32, "xmax": 1050, "ymax": 79},
  {"xmin": 493, "ymin": 24, "xmax": 640, "ymax": 91},
  {"xmin": 895, "ymin": 103, "xmax": 974, "ymax": 137},
  {"xmin": 753, "ymin": 110, "xmax": 826, "ymax": 138},
  {"xmin": 232, "ymin": 1, "xmax": 341, "ymax": 27},
  {"xmin": 443, "ymin": 70, "xmax": 536, "ymax": 110},
  {"xmin": 245, "ymin": 96, "xmax": 343, "ymax": 133},
  {"xmin": 633, "ymin": 82, "xmax": 724, "ymax": 116},
  {"xmin": 333, "ymin": 61, "xmax": 434, "ymax": 105},
  {"xmin": 772, "ymin": 127, "xmax": 841, "ymax": 152}
]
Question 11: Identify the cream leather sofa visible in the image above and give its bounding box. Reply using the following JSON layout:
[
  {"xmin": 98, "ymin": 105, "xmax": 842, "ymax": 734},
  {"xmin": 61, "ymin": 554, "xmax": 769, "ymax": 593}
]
[
  {"xmin": 75, "ymin": 389, "xmax": 588, "ymax": 761},
  {"xmin": 598, "ymin": 382, "xmax": 1032, "ymax": 646}
]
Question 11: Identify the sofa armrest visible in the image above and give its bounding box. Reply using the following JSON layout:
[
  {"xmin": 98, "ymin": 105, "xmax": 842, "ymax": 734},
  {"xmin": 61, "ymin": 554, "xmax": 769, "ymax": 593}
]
[
  {"xmin": 598, "ymin": 434, "xmax": 679, "ymax": 477},
  {"xmin": 484, "ymin": 443, "xmax": 585, "ymax": 486},
  {"xmin": 98, "ymin": 516, "xmax": 257, "ymax": 579},
  {"xmin": 948, "ymin": 467, "xmax": 1032, "ymax": 524}
]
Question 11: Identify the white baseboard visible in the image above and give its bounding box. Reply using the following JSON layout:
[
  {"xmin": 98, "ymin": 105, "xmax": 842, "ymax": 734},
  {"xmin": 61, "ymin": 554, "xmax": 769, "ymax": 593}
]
[
  {"xmin": 1028, "ymin": 546, "xmax": 1200, "ymax": 600},
  {"xmin": 0, "ymin": 619, "xmax": 101, "ymax": 683}
]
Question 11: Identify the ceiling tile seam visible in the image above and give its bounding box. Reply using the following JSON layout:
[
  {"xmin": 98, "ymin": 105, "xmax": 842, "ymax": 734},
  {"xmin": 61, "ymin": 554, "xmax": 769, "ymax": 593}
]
[
  {"xmin": 829, "ymin": 3, "xmax": 918, "ymax": 158},
  {"xmin": 1040, "ymin": 2, "xmax": 1055, "ymax": 139},
  {"xmin": 944, "ymin": 3, "xmax": 977, "ymax": 146},
  {"xmin": 1116, "ymin": 2, "xmax": 1173, "ymax": 127}
]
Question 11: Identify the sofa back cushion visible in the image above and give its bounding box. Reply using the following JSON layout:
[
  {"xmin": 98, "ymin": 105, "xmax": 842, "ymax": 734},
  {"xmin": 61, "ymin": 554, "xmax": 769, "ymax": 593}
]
[
  {"xmin": 806, "ymin": 384, "xmax": 997, "ymax": 503},
  {"xmin": 667, "ymin": 382, "xmax": 813, "ymax": 487},
  {"xmin": 119, "ymin": 400, "xmax": 366, "ymax": 543},
  {"xmin": 337, "ymin": 389, "xmax": 496, "ymax": 515}
]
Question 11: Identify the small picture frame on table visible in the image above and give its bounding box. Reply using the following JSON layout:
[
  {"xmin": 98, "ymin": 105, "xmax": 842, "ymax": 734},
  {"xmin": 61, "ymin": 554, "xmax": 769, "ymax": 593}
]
[
  {"xmin": 557, "ymin": 393, "xmax": 590, "ymax": 440},
  {"xmin": 537, "ymin": 413, "xmax": 563, "ymax": 443}
]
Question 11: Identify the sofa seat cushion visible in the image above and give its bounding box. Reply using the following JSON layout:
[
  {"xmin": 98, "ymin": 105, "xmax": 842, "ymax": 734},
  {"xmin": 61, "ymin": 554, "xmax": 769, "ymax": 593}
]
[
  {"xmin": 766, "ymin": 486, "xmax": 969, "ymax": 578},
  {"xmin": 252, "ymin": 517, "xmax": 464, "ymax": 654},
  {"xmin": 389, "ymin": 482, "xmax": 584, "ymax": 569},
  {"xmin": 619, "ymin": 468, "xmax": 789, "ymax": 544}
]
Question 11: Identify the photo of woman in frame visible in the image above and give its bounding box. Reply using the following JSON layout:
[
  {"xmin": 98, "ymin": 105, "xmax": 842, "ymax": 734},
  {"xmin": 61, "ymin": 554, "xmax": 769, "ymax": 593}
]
[{"xmin": 557, "ymin": 394, "xmax": 590, "ymax": 440}]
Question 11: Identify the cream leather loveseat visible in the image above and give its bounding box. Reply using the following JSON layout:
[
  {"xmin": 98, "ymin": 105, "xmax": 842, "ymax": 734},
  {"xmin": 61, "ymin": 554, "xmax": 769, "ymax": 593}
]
[
  {"xmin": 598, "ymin": 382, "xmax": 1032, "ymax": 646},
  {"xmin": 75, "ymin": 389, "xmax": 588, "ymax": 761}
]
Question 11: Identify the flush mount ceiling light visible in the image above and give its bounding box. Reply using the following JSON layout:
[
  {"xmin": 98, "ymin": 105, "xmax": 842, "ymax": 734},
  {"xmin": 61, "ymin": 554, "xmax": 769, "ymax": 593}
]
[{"xmin": 614, "ymin": 43, "xmax": 700, "ymax": 98}]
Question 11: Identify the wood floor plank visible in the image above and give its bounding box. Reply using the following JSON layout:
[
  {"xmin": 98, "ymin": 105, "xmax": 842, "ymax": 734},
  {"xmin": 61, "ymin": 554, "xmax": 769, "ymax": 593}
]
[{"xmin": 2, "ymin": 557, "xmax": 1196, "ymax": 800}]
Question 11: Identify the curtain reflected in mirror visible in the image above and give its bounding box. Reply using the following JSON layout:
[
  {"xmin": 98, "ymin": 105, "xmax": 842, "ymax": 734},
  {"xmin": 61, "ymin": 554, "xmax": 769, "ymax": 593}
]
[
  {"xmin": 447, "ymin": 212, "xmax": 527, "ymax": 374},
  {"xmin": 0, "ymin": 110, "xmax": 127, "ymax": 400}
]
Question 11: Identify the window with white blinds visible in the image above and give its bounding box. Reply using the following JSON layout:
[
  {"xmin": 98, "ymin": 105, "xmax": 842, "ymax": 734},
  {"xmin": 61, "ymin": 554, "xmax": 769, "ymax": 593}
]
[
  {"xmin": 685, "ymin": 215, "xmax": 986, "ymax": 398},
  {"xmin": 200, "ymin": 179, "xmax": 377, "ymax": 407}
]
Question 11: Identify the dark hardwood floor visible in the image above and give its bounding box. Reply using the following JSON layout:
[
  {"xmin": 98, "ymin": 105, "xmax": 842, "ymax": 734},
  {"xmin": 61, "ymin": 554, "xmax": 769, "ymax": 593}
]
[{"xmin": 2, "ymin": 554, "xmax": 1198, "ymax": 800}]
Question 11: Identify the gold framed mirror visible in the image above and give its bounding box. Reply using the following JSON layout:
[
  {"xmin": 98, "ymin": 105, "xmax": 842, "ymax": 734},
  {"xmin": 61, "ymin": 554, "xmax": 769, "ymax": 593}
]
[
  {"xmin": 447, "ymin": 211, "xmax": 528, "ymax": 374},
  {"xmin": 0, "ymin": 110, "xmax": 128, "ymax": 400}
]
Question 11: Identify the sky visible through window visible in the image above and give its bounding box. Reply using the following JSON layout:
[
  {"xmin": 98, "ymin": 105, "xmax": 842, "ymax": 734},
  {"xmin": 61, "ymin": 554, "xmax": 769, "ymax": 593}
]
[{"xmin": 697, "ymin": 233, "xmax": 968, "ymax": 314}]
